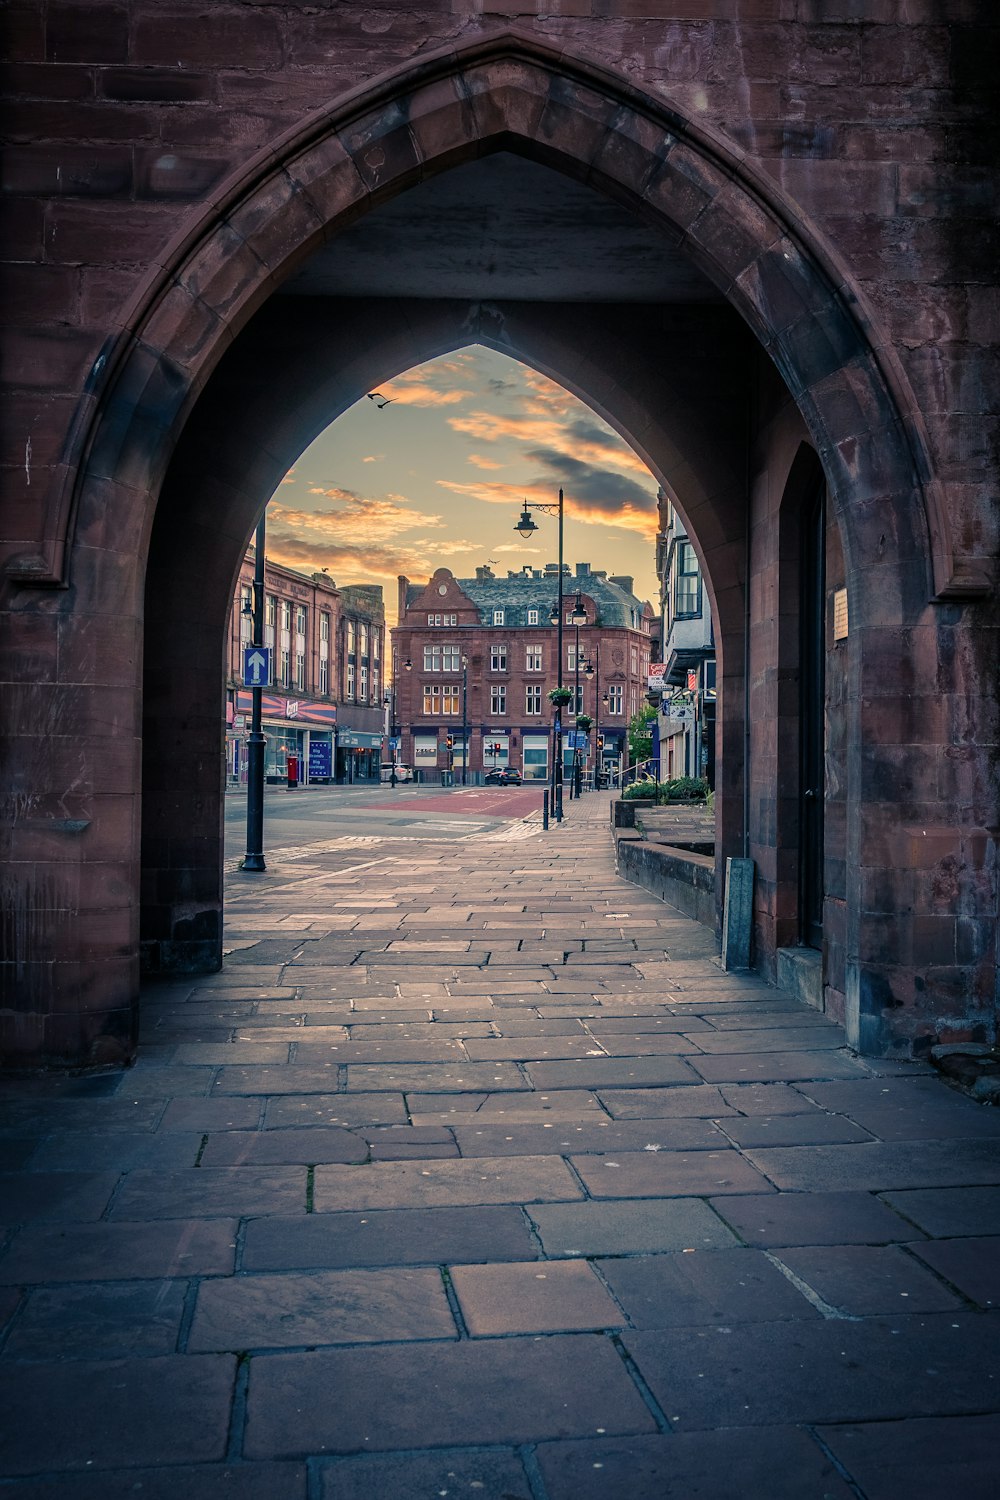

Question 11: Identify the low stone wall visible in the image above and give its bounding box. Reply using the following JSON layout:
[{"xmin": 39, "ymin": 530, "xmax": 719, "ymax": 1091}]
[{"xmin": 614, "ymin": 832, "xmax": 717, "ymax": 929}]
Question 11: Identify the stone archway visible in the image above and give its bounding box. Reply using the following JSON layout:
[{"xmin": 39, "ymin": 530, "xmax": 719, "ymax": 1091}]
[{"xmin": 3, "ymin": 33, "xmax": 968, "ymax": 1066}]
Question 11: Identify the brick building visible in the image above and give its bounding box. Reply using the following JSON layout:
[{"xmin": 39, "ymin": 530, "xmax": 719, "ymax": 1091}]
[
  {"xmin": 2, "ymin": 7, "xmax": 997, "ymax": 1066},
  {"xmin": 392, "ymin": 565, "xmax": 654, "ymax": 785},
  {"xmin": 226, "ymin": 549, "xmax": 385, "ymax": 786},
  {"xmin": 654, "ymin": 489, "xmax": 716, "ymax": 787}
]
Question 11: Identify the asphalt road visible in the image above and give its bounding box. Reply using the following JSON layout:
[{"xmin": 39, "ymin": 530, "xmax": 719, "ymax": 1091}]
[{"xmin": 223, "ymin": 782, "xmax": 546, "ymax": 855}]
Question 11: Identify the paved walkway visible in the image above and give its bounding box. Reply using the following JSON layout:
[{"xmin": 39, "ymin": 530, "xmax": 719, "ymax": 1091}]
[{"xmin": 2, "ymin": 796, "xmax": 998, "ymax": 1497}]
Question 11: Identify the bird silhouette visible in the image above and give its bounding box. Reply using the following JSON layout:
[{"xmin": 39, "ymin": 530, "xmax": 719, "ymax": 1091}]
[{"xmin": 365, "ymin": 392, "xmax": 395, "ymax": 409}]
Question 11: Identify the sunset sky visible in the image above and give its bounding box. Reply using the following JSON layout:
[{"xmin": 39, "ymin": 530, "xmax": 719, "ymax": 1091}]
[{"xmin": 266, "ymin": 347, "xmax": 661, "ymax": 617}]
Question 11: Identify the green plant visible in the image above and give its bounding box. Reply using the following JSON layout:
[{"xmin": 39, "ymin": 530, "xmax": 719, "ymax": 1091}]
[
  {"xmin": 575, "ymin": 713, "xmax": 593, "ymax": 733},
  {"xmin": 548, "ymin": 685, "xmax": 573, "ymax": 706},
  {"xmin": 627, "ymin": 704, "xmax": 657, "ymax": 762},
  {"xmin": 622, "ymin": 778, "xmax": 657, "ymax": 800}
]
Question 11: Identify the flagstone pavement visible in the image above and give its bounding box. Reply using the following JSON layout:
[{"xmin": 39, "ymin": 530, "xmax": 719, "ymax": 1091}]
[{"xmin": 2, "ymin": 795, "xmax": 998, "ymax": 1498}]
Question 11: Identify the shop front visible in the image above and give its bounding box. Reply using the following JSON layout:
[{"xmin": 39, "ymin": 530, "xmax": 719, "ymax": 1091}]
[
  {"xmin": 336, "ymin": 729, "xmax": 383, "ymax": 783},
  {"xmin": 227, "ymin": 692, "xmax": 337, "ymax": 785}
]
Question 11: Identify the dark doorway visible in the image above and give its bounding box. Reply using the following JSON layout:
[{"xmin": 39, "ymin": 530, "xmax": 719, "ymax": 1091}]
[{"xmin": 799, "ymin": 481, "xmax": 826, "ymax": 950}]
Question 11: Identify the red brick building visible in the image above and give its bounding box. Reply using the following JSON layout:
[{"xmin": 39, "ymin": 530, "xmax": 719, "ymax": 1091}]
[
  {"xmin": 392, "ymin": 565, "xmax": 654, "ymax": 785},
  {"xmin": 226, "ymin": 549, "xmax": 384, "ymax": 786},
  {"xmin": 1, "ymin": 7, "xmax": 997, "ymax": 1066}
]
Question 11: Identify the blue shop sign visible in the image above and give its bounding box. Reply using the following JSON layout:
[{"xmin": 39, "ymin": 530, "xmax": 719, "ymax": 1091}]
[{"xmin": 308, "ymin": 740, "xmax": 332, "ymax": 779}]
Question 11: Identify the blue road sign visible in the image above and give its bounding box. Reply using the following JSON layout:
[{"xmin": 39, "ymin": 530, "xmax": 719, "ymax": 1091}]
[
  {"xmin": 389, "ymin": 737, "xmax": 399, "ymax": 750},
  {"xmin": 243, "ymin": 645, "xmax": 272, "ymax": 687}
]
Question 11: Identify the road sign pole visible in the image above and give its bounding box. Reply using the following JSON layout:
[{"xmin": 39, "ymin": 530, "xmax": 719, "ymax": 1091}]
[{"xmin": 242, "ymin": 512, "xmax": 267, "ymax": 872}]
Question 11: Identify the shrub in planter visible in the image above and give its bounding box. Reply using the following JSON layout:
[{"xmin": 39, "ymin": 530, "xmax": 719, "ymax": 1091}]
[{"xmin": 660, "ymin": 776, "xmax": 709, "ymax": 801}]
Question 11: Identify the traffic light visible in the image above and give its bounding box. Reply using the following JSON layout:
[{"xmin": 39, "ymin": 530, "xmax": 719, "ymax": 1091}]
[
  {"xmin": 445, "ymin": 736, "xmax": 454, "ymax": 749},
  {"xmin": 597, "ymin": 735, "xmax": 604, "ymax": 749}
]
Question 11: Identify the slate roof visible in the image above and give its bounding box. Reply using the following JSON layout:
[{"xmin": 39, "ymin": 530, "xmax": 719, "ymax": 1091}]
[{"xmin": 405, "ymin": 568, "xmax": 648, "ymax": 630}]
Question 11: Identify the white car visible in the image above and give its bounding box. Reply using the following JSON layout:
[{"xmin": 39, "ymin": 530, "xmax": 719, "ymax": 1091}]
[{"xmin": 380, "ymin": 764, "xmax": 414, "ymax": 783}]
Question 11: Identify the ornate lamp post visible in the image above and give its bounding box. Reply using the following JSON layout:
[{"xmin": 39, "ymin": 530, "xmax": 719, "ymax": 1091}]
[
  {"xmin": 461, "ymin": 653, "xmax": 469, "ymax": 786},
  {"xmin": 515, "ymin": 490, "xmax": 567, "ymax": 820},
  {"xmin": 242, "ymin": 511, "xmax": 267, "ymax": 871},
  {"xmin": 569, "ymin": 591, "xmax": 588, "ymax": 796}
]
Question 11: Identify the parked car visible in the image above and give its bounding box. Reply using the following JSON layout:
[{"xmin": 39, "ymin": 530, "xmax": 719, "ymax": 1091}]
[
  {"xmin": 485, "ymin": 766, "xmax": 522, "ymax": 785},
  {"xmin": 380, "ymin": 764, "xmax": 414, "ymax": 782}
]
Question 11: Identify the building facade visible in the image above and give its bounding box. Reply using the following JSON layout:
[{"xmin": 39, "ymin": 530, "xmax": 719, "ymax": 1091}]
[
  {"xmin": 392, "ymin": 564, "xmax": 654, "ymax": 785},
  {"xmin": 227, "ymin": 549, "xmax": 385, "ymax": 785},
  {"xmin": 654, "ymin": 490, "xmax": 716, "ymax": 786}
]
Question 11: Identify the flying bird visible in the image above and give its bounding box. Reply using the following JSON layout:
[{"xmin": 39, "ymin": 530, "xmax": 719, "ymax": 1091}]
[{"xmin": 365, "ymin": 392, "xmax": 395, "ymax": 409}]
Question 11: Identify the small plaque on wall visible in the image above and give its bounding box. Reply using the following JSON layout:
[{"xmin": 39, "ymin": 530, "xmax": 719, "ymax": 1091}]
[{"xmin": 833, "ymin": 587, "xmax": 849, "ymax": 641}]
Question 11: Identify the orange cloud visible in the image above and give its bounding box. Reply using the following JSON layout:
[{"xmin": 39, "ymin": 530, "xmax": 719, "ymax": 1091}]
[
  {"xmin": 467, "ymin": 453, "xmax": 505, "ymax": 470},
  {"xmin": 434, "ymin": 479, "xmax": 658, "ymax": 540}
]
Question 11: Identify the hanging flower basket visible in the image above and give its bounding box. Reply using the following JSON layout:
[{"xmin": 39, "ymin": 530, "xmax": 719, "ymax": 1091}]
[
  {"xmin": 548, "ymin": 686, "xmax": 574, "ymax": 707},
  {"xmin": 575, "ymin": 714, "xmax": 593, "ymax": 733}
]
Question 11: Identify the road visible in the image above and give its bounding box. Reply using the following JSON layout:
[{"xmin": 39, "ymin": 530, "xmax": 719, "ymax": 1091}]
[{"xmin": 223, "ymin": 782, "xmax": 547, "ymax": 858}]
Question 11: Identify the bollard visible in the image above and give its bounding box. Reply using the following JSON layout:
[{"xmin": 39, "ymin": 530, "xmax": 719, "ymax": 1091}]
[{"xmin": 542, "ymin": 789, "xmax": 549, "ymax": 830}]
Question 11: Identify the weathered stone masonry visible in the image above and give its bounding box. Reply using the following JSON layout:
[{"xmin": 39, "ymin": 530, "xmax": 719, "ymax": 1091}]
[{"xmin": 1, "ymin": 3, "xmax": 997, "ymax": 1067}]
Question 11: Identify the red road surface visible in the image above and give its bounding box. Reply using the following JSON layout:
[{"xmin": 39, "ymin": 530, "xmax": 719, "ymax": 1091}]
[{"xmin": 367, "ymin": 787, "xmax": 545, "ymax": 819}]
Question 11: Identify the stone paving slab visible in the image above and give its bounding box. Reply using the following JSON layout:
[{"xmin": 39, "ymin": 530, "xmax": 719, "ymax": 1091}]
[
  {"xmin": 535, "ymin": 1427, "xmax": 856, "ymax": 1500},
  {"xmin": 26, "ymin": 1132, "xmax": 203, "ymax": 1172},
  {"xmin": 598, "ymin": 1246, "xmax": 817, "ymax": 1327},
  {"xmin": 686, "ymin": 1050, "xmax": 868, "ymax": 1083},
  {"xmin": 742, "ymin": 1138, "xmax": 1000, "ymax": 1193},
  {"xmin": 262, "ymin": 1093, "xmax": 409, "ymax": 1128},
  {"xmin": 0, "ymin": 1463, "xmax": 308, "ymax": 1500},
  {"xmin": 572, "ymin": 1148, "xmax": 776, "ymax": 1198},
  {"xmin": 407, "ymin": 1088, "xmax": 604, "ymax": 1123},
  {"xmin": 907, "ymin": 1236, "xmax": 1000, "ymax": 1307},
  {"xmin": 796, "ymin": 1078, "xmax": 1000, "ymax": 1141},
  {"xmin": 242, "ymin": 1205, "xmax": 537, "ymax": 1271},
  {"xmin": 816, "ymin": 1413, "xmax": 1000, "ymax": 1500},
  {"xmin": 773, "ymin": 1243, "xmax": 963, "ymax": 1315},
  {"xmin": 452, "ymin": 1259, "xmax": 622, "ymax": 1336},
  {"xmin": 0, "ymin": 1218, "xmax": 239, "ymax": 1284},
  {"xmin": 879, "ymin": 1185, "xmax": 1000, "ymax": 1237},
  {"xmin": 344, "ymin": 1061, "xmax": 529, "ymax": 1092},
  {"xmin": 109, "ymin": 1167, "xmax": 307, "ymax": 1220},
  {"xmin": 188, "ymin": 1266, "xmax": 456, "ymax": 1351},
  {"xmin": 597, "ymin": 1084, "xmax": 737, "ymax": 1118},
  {"xmin": 316, "ymin": 1449, "xmax": 531, "ymax": 1500},
  {"xmin": 525, "ymin": 1055, "xmax": 699, "ymax": 1088},
  {"xmin": 244, "ymin": 1336, "xmax": 656, "ymax": 1457},
  {"xmin": 622, "ymin": 1313, "xmax": 998, "ymax": 1429},
  {"xmin": 527, "ymin": 1198, "xmax": 739, "ymax": 1257},
  {"xmin": 451, "ymin": 1117, "xmax": 723, "ymax": 1157},
  {"xmin": 0, "ymin": 1172, "xmax": 119, "ymax": 1225},
  {"xmin": 0, "ymin": 1353, "xmax": 235, "ymax": 1475},
  {"xmin": 5, "ymin": 1279, "xmax": 189, "ymax": 1358},
  {"xmin": 199, "ymin": 1127, "xmax": 369, "ymax": 1166},
  {"xmin": 709, "ymin": 1190, "xmax": 923, "ymax": 1248},
  {"xmin": 713, "ymin": 1113, "xmax": 875, "ymax": 1147},
  {"xmin": 312, "ymin": 1154, "xmax": 582, "ymax": 1211}
]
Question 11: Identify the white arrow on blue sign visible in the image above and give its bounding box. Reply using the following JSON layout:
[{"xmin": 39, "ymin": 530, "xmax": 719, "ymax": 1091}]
[{"xmin": 243, "ymin": 646, "xmax": 272, "ymax": 687}]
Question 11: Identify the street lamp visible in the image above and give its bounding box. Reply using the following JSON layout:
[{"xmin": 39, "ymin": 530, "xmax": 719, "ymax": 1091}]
[
  {"xmin": 461, "ymin": 653, "xmax": 468, "ymax": 786},
  {"xmin": 242, "ymin": 511, "xmax": 267, "ymax": 871},
  {"xmin": 569, "ymin": 592, "xmax": 588, "ymax": 796},
  {"xmin": 515, "ymin": 490, "xmax": 566, "ymax": 820}
]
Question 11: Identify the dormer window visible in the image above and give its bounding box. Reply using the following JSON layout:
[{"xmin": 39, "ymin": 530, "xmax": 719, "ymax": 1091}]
[{"xmin": 492, "ymin": 608, "xmax": 505, "ymax": 625}]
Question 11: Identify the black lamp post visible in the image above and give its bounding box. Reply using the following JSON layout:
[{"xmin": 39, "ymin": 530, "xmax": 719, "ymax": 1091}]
[
  {"xmin": 461, "ymin": 654, "xmax": 468, "ymax": 786},
  {"xmin": 242, "ymin": 512, "xmax": 267, "ymax": 871},
  {"xmin": 569, "ymin": 591, "xmax": 588, "ymax": 796},
  {"xmin": 516, "ymin": 489, "xmax": 566, "ymax": 821}
]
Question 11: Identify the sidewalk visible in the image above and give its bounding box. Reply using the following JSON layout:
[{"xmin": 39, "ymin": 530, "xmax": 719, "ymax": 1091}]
[{"xmin": 1, "ymin": 796, "xmax": 998, "ymax": 1497}]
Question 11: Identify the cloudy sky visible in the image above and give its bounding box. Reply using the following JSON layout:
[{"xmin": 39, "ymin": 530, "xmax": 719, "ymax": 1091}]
[{"xmin": 266, "ymin": 347, "xmax": 660, "ymax": 615}]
